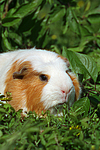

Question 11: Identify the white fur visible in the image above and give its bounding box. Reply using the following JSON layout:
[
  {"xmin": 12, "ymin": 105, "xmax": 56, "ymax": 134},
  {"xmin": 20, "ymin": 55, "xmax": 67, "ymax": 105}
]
[
  {"xmin": 0, "ymin": 48, "xmax": 69, "ymax": 93},
  {"xmin": 0, "ymin": 48, "xmax": 76, "ymax": 112}
]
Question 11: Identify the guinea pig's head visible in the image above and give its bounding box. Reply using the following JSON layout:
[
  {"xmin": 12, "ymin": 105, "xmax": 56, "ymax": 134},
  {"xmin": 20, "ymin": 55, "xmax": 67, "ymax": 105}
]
[{"xmin": 5, "ymin": 50, "xmax": 81, "ymax": 115}]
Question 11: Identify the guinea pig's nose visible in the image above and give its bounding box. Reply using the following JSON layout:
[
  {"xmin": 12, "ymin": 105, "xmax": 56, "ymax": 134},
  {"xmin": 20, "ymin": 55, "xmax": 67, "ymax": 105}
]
[
  {"xmin": 61, "ymin": 87, "xmax": 73, "ymax": 95},
  {"xmin": 61, "ymin": 90, "xmax": 65, "ymax": 94}
]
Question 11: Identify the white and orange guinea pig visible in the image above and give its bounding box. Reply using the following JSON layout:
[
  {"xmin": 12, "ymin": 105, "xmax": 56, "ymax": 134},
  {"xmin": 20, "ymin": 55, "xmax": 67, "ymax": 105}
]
[{"xmin": 0, "ymin": 48, "xmax": 81, "ymax": 115}]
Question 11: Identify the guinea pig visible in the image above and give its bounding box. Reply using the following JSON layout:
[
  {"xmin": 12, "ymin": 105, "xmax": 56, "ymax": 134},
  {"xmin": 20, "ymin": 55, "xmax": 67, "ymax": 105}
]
[{"xmin": 0, "ymin": 48, "xmax": 81, "ymax": 115}]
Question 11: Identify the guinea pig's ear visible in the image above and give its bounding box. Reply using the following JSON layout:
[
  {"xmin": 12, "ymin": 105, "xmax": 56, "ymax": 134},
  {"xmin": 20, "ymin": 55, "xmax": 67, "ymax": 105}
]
[{"xmin": 13, "ymin": 67, "xmax": 28, "ymax": 79}]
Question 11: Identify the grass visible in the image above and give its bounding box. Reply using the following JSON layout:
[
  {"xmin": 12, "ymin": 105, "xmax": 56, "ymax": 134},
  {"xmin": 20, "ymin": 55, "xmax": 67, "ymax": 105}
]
[{"xmin": 0, "ymin": 94, "xmax": 100, "ymax": 150}]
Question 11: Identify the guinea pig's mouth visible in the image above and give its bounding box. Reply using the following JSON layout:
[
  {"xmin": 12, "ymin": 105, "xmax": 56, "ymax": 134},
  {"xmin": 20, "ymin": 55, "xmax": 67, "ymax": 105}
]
[
  {"xmin": 61, "ymin": 86, "xmax": 74, "ymax": 104},
  {"xmin": 48, "ymin": 87, "xmax": 75, "ymax": 115},
  {"xmin": 49, "ymin": 87, "xmax": 75, "ymax": 114}
]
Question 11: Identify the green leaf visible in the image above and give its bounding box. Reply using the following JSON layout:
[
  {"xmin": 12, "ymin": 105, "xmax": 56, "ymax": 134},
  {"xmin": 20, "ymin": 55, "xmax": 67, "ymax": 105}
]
[
  {"xmin": 60, "ymin": 136, "xmax": 73, "ymax": 143},
  {"xmin": 13, "ymin": 0, "xmax": 42, "ymax": 18},
  {"xmin": 72, "ymin": 97, "xmax": 90, "ymax": 117},
  {"xmin": 0, "ymin": 0, "xmax": 5, "ymax": 3},
  {"xmin": 67, "ymin": 8, "xmax": 80, "ymax": 35},
  {"xmin": 46, "ymin": 139, "xmax": 57, "ymax": 147},
  {"xmin": 80, "ymin": 117, "xmax": 90, "ymax": 128},
  {"xmin": 5, "ymin": 8, "xmax": 16, "ymax": 18},
  {"xmin": 51, "ymin": 45, "xmax": 61, "ymax": 54},
  {"xmin": 63, "ymin": 48, "xmax": 98, "ymax": 82},
  {"xmin": 2, "ymin": 17, "xmax": 21, "ymax": 27},
  {"xmin": 84, "ymin": 0, "xmax": 91, "ymax": 12},
  {"xmin": 0, "ymin": 108, "xmax": 6, "ymax": 113},
  {"xmin": 37, "ymin": 3, "xmax": 51, "ymax": 20},
  {"xmin": 48, "ymin": 8, "xmax": 65, "ymax": 23},
  {"xmin": 39, "ymin": 134, "xmax": 46, "ymax": 146},
  {"xmin": 63, "ymin": 22, "xmax": 68, "ymax": 34},
  {"xmin": 67, "ymin": 38, "xmax": 90, "ymax": 53},
  {"xmin": 25, "ymin": 127, "xmax": 39, "ymax": 133},
  {"xmin": 88, "ymin": 15, "xmax": 100, "ymax": 24},
  {"xmin": 2, "ymin": 34, "xmax": 13, "ymax": 50},
  {"xmin": 86, "ymin": 6, "xmax": 100, "ymax": 17},
  {"xmin": 8, "ymin": 32, "xmax": 22, "ymax": 45},
  {"xmin": 67, "ymin": 47, "xmax": 81, "ymax": 52},
  {"xmin": 89, "ymin": 95, "xmax": 100, "ymax": 107},
  {"xmin": 88, "ymin": 50, "xmax": 100, "ymax": 72},
  {"xmin": 79, "ymin": 25, "xmax": 92, "ymax": 37},
  {"xmin": 40, "ymin": 127, "xmax": 52, "ymax": 136},
  {"xmin": 79, "ymin": 36, "xmax": 95, "ymax": 52},
  {"xmin": 77, "ymin": 53, "xmax": 98, "ymax": 82}
]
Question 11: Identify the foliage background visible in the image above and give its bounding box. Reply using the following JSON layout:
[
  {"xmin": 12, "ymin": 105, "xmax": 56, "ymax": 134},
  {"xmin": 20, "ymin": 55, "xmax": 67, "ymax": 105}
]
[{"xmin": 0, "ymin": 0, "xmax": 100, "ymax": 149}]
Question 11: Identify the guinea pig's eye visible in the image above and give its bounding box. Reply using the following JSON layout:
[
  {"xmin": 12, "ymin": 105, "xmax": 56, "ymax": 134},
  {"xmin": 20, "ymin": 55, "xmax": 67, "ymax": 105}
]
[{"xmin": 39, "ymin": 74, "xmax": 48, "ymax": 82}]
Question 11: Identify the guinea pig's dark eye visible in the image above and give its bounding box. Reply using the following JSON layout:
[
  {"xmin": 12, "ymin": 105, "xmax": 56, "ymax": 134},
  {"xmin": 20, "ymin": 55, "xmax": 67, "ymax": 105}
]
[{"xmin": 39, "ymin": 74, "xmax": 48, "ymax": 82}]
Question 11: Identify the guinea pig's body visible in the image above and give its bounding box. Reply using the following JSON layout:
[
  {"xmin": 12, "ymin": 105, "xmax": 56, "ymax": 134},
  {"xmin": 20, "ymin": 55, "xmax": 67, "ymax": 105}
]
[{"xmin": 0, "ymin": 48, "xmax": 81, "ymax": 114}]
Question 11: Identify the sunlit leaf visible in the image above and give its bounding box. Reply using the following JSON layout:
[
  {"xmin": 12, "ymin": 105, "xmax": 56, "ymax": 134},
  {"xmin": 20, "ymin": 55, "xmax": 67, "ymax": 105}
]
[
  {"xmin": 2, "ymin": 34, "xmax": 13, "ymax": 50},
  {"xmin": 2, "ymin": 17, "xmax": 21, "ymax": 27},
  {"xmin": 84, "ymin": 0, "xmax": 91, "ymax": 12},
  {"xmin": 13, "ymin": 0, "xmax": 42, "ymax": 18},
  {"xmin": 63, "ymin": 48, "xmax": 98, "ymax": 82},
  {"xmin": 72, "ymin": 97, "xmax": 90, "ymax": 117},
  {"xmin": 86, "ymin": 5, "xmax": 100, "ymax": 17},
  {"xmin": 48, "ymin": 8, "xmax": 65, "ymax": 23}
]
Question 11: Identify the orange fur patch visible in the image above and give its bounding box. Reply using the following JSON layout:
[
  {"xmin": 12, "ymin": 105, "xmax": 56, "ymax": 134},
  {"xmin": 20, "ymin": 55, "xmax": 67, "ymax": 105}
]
[
  {"xmin": 68, "ymin": 73, "xmax": 80, "ymax": 100},
  {"xmin": 4, "ymin": 60, "xmax": 49, "ymax": 114}
]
